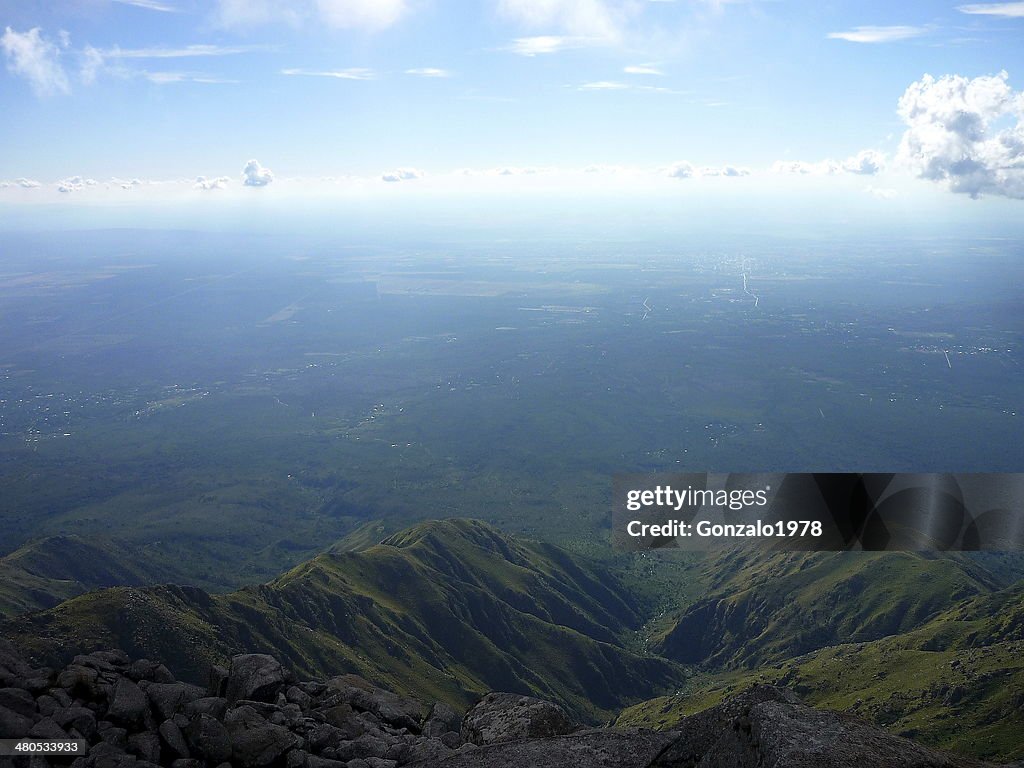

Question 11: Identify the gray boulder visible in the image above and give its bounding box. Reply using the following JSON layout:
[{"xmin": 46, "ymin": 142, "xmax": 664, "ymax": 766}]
[
  {"xmin": 323, "ymin": 704, "xmax": 365, "ymax": 739},
  {"xmin": 461, "ymin": 693, "xmax": 578, "ymax": 746},
  {"xmin": 408, "ymin": 728, "xmax": 676, "ymax": 768},
  {"xmin": 306, "ymin": 756, "xmax": 347, "ymax": 768},
  {"xmin": 327, "ymin": 676, "xmax": 424, "ymax": 732},
  {"xmin": 652, "ymin": 684, "xmax": 800, "ymax": 766},
  {"xmin": 128, "ymin": 730, "xmax": 162, "ymax": 763},
  {"xmin": 184, "ymin": 713, "xmax": 232, "ymax": 763},
  {"xmin": 422, "ymin": 702, "xmax": 461, "ymax": 739},
  {"xmin": 183, "ymin": 696, "xmax": 228, "ymax": 720},
  {"xmin": 158, "ymin": 719, "xmax": 191, "ymax": 759},
  {"xmin": 226, "ymin": 655, "xmax": 287, "ymax": 704},
  {"xmin": 690, "ymin": 698, "xmax": 989, "ymax": 768},
  {"xmin": 55, "ymin": 705, "xmax": 99, "ymax": 739},
  {"xmin": 231, "ymin": 723, "xmax": 299, "ymax": 766},
  {"xmin": 57, "ymin": 664, "xmax": 101, "ymax": 698},
  {"xmin": 86, "ymin": 740, "xmax": 132, "ymax": 768},
  {"xmin": 98, "ymin": 722, "xmax": 129, "ymax": 749},
  {"xmin": 29, "ymin": 716, "xmax": 69, "ymax": 740},
  {"xmin": 147, "ymin": 682, "xmax": 202, "ymax": 720},
  {"xmin": 108, "ymin": 678, "xmax": 149, "ymax": 727},
  {"xmin": 0, "ymin": 687, "xmax": 36, "ymax": 718},
  {"xmin": 0, "ymin": 702, "xmax": 33, "ymax": 738},
  {"xmin": 401, "ymin": 738, "xmax": 455, "ymax": 765}
]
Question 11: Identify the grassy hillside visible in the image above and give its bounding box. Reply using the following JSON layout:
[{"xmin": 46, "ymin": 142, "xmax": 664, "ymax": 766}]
[
  {"xmin": 0, "ymin": 535, "xmax": 192, "ymax": 618},
  {"xmin": 618, "ymin": 585, "xmax": 1024, "ymax": 763},
  {"xmin": 3, "ymin": 519, "xmax": 686, "ymax": 721},
  {"xmin": 652, "ymin": 550, "xmax": 1006, "ymax": 669}
]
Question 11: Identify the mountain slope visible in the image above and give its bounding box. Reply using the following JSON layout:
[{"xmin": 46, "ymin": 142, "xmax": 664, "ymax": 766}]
[
  {"xmin": 2, "ymin": 519, "xmax": 686, "ymax": 721},
  {"xmin": 652, "ymin": 549, "xmax": 1006, "ymax": 669},
  {"xmin": 618, "ymin": 584, "xmax": 1024, "ymax": 762},
  {"xmin": 0, "ymin": 534, "xmax": 191, "ymax": 618}
]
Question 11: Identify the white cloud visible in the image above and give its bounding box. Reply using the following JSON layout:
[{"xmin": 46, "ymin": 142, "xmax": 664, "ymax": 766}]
[
  {"xmin": 827, "ymin": 25, "xmax": 926, "ymax": 43},
  {"xmin": 243, "ymin": 159, "xmax": 274, "ymax": 187},
  {"xmin": 957, "ymin": 2, "xmax": 1024, "ymax": 16},
  {"xmin": 498, "ymin": 0, "xmax": 624, "ymax": 42},
  {"xmin": 405, "ymin": 67, "xmax": 450, "ymax": 78},
  {"xmin": 382, "ymin": 168, "xmax": 425, "ymax": 182},
  {"xmin": 111, "ymin": 0, "xmax": 179, "ymax": 11},
  {"xmin": 842, "ymin": 149, "xmax": 886, "ymax": 175},
  {"xmin": 314, "ymin": 0, "xmax": 408, "ymax": 30},
  {"xmin": 142, "ymin": 71, "xmax": 237, "ymax": 84},
  {"xmin": 771, "ymin": 160, "xmax": 823, "ymax": 174},
  {"xmin": 582, "ymin": 164, "xmax": 625, "ymax": 174},
  {"xmin": 80, "ymin": 46, "xmax": 104, "ymax": 84},
  {"xmin": 506, "ymin": 35, "xmax": 595, "ymax": 55},
  {"xmin": 1, "ymin": 27, "xmax": 70, "ymax": 96},
  {"xmin": 578, "ymin": 80, "xmax": 675, "ymax": 93},
  {"xmin": 771, "ymin": 151, "xmax": 886, "ymax": 176},
  {"xmin": 56, "ymin": 175, "xmax": 99, "ymax": 193},
  {"xmin": 214, "ymin": 0, "xmax": 408, "ymax": 31},
  {"xmin": 579, "ymin": 80, "xmax": 628, "ymax": 90},
  {"xmin": 624, "ymin": 64, "xmax": 663, "ymax": 75},
  {"xmin": 100, "ymin": 44, "xmax": 259, "ymax": 59},
  {"xmin": 492, "ymin": 166, "xmax": 540, "ymax": 176},
  {"xmin": 665, "ymin": 162, "xmax": 750, "ymax": 178},
  {"xmin": 665, "ymin": 161, "xmax": 695, "ymax": 179},
  {"xmin": 281, "ymin": 67, "xmax": 375, "ymax": 80},
  {"xmin": 195, "ymin": 176, "xmax": 230, "ymax": 190},
  {"xmin": 896, "ymin": 70, "xmax": 1024, "ymax": 199},
  {"xmin": 16, "ymin": 178, "xmax": 41, "ymax": 188},
  {"xmin": 78, "ymin": 45, "xmax": 242, "ymax": 85},
  {"xmin": 81, "ymin": 43, "xmax": 257, "ymax": 84},
  {"xmin": 701, "ymin": 165, "xmax": 751, "ymax": 177}
]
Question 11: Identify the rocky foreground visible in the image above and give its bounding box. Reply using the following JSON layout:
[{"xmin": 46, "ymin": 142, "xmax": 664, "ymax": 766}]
[{"xmin": 0, "ymin": 642, "xmax": 1009, "ymax": 768}]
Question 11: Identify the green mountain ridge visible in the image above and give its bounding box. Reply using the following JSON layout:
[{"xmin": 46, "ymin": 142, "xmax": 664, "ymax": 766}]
[
  {"xmin": 1, "ymin": 518, "xmax": 686, "ymax": 722},
  {"xmin": 652, "ymin": 549, "xmax": 1011, "ymax": 669},
  {"xmin": 617, "ymin": 583, "xmax": 1024, "ymax": 762},
  {"xmin": 4, "ymin": 520, "xmax": 1023, "ymax": 761},
  {"xmin": 0, "ymin": 534, "xmax": 191, "ymax": 618}
]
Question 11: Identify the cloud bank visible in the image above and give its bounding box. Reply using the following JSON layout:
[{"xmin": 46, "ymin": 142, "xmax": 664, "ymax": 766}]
[
  {"xmin": 665, "ymin": 162, "xmax": 751, "ymax": 179},
  {"xmin": 381, "ymin": 168, "xmax": 425, "ymax": 182},
  {"xmin": 897, "ymin": 71, "xmax": 1024, "ymax": 199},
  {"xmin": 195, "ymin": 175, "xmax": 230, "ymax": 190},
  {"xmin": 771, "ymin": 150, "xmax": 886, "ymax": 176}
]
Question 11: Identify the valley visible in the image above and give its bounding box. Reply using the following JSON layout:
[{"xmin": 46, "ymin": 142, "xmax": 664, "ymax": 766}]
[{"xmin": 1, "ymin": 230, "xmax": 1023, "ymax": 762}]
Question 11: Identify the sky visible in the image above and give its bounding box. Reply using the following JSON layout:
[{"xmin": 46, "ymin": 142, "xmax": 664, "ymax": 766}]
[{"xmin": 1, "ymin": 0, "xmax": 1023, "ymax": 220}]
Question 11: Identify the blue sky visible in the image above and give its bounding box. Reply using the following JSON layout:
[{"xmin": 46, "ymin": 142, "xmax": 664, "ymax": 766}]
[{"xmin": 1, "ymin": 0, "xmax": 1023, "ymax": 212}]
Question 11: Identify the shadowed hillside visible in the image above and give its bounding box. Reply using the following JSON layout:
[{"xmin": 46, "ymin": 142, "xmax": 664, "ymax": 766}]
[
  {"xmin": 0, "ymin": 535, "xmax": 191, "ymax": 618},
  {"xmin": 652, "ymin": 549, "xmax": 1012, "ymax": 669},
  {"xmin": 621, "ymin": 569, "xmax": 1024, "ymax": 762},
  {"xmin": 2, "ymin": 519, "xmax": 686, "ymax": 722}
]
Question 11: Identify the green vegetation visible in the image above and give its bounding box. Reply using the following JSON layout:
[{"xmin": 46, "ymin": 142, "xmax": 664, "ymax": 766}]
[
  {"xmin": 2, "ymin": 235, "xmax": 1023, "ymax": 761},
  {"xmin": 651, "ymin": 549, "xmax": 1011, "ymax": 668},
  {"xmin": 617, "ymin": 586, "xmax": 1024, "ymax": 762},
  {"xmin": 0, "ymin": 535, "xmax": 191, "ymax": 617},
  {"xmin": 2, "ymin": 519, "xmax": 687, "ymax": 722}
]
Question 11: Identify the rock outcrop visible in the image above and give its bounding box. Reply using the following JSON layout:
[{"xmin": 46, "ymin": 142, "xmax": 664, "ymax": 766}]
[
  {"xmin": 459, "ymin": 693, "xmax": 577, "ymax": 745},
  {"xmin": 0, "ymin": 641, "xmax": 1007, "ymax": 768}
]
